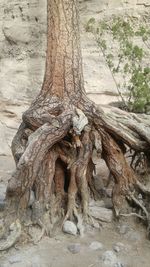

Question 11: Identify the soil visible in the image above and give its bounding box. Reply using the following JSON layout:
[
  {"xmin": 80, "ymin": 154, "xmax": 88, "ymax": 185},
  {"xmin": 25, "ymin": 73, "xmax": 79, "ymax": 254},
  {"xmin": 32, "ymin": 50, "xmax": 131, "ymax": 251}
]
[{"xmin": 0, "ymin": 155, "xmax": 150, "ymax": 267}]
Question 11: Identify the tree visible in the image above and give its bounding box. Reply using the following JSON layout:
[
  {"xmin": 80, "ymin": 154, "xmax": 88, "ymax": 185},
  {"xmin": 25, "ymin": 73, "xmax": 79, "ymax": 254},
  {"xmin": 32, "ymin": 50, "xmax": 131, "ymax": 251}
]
[{"xmin": 0, "ymin": 0, "xmax": 150, "ymax": 250}]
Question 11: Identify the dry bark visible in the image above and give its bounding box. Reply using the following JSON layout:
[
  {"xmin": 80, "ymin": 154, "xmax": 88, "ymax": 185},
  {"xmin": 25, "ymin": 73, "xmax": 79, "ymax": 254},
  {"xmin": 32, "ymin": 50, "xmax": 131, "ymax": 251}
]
[{"xmin": 1, "ymin": 0, "xmax": 150, "ymax": 249}]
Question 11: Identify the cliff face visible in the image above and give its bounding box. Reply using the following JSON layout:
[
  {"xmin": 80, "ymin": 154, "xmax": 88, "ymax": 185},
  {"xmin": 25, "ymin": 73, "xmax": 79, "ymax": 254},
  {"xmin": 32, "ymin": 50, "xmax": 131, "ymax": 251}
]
[
  {"xmin": 0, "ymin": 0, "xmax": 149, "ymax": 155},
  {"xmin": 0, "ymin": 0, "xmax": 47, "ymax": 101},
  {"xmin": 0, "ymin": 0, "xmax": 149, "ymax": 101}
]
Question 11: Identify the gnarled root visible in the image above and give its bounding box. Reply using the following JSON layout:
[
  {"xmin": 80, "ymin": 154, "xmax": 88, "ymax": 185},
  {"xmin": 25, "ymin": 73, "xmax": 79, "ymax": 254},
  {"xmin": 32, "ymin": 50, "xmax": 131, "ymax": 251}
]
[
  {"xmin": 0, "ymin": 220, "xmax": 21, "ymax": 251},
  {"xmin": 1, "ymin": 96, "xmax": 150, "ymax": 250}
]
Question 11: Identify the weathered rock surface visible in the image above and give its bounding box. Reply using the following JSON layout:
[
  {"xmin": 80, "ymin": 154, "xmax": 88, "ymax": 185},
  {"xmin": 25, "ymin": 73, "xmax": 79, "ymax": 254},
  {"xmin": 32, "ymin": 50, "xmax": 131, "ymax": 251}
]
[
  {"xmin": 101, "ymin": 250, "xmax": 118, "ymax": 266},
  {"xmin": 89, "ymin": 241, "xmax": 103, "ymax": 251},
  {"xmin": 0, "ymin": 0, "xmax": 149, "ymax": 102},
  {"xmin": 63, "ymin": 221, "xmax": 77, "ymax": 236},
  {"xmin": 67, "ymin": 243, "xmax": 81, "ymax": 254},
  {"xmin": 113, "ymin": 242, "xmax": 126, "ymax": 253},
  {"xmin": 89, "ymin": 206, "xmax": 113, "ymax": 222}
]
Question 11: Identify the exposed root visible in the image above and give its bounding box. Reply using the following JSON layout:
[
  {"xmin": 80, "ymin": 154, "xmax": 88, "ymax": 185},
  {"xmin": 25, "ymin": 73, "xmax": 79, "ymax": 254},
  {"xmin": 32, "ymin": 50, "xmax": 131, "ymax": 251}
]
[
  {"xmin": 127, "ymin": 192, "xmax": 149, "ymax": 219},
  {"xmin": 136, "ymin": 180, "xmax": 150, "ymax": 195},
  {"xmin": 0, "ymin": 220, "xmax": 21, "ymax": 251},
  {"xmin": 2, "ymin": 95, "xmax": 150, "ymax": 249},
  {"xmin": 120, "ymin": 213, "xmax": 146, "ymax": 221}
]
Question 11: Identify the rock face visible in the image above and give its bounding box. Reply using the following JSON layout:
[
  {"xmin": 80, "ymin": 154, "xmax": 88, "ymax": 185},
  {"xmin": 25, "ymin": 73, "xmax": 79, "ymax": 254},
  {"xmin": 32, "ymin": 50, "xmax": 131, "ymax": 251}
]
[
  {"xmin": 0, "ymin": 0, "xmax": 46, "ymax": 101},
  {"xmin": 89, "ymin": 206, "xmax": 113, "ymax": 223},
  {"xmin": 0, "ymin": 0, "xmax": 149, "ymax": 102}
]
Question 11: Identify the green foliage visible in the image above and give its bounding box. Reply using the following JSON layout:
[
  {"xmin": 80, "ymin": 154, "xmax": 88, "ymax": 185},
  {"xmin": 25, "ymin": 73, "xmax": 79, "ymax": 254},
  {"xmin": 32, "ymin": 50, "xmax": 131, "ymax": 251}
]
[{"xmin": 85, "ymin": 16, "xmax": 150, "ymax": 113}]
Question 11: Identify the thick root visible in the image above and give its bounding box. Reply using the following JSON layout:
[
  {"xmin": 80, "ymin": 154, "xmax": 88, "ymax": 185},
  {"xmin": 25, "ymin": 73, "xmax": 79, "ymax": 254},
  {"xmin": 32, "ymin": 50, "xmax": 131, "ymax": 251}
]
[
  {"xmin": 0, "ymin": 220, "xmax": 21, "ymax": 251},
  {"xmin": 2, "ymin": 94, "xmax": 150, "ymax": 249}
]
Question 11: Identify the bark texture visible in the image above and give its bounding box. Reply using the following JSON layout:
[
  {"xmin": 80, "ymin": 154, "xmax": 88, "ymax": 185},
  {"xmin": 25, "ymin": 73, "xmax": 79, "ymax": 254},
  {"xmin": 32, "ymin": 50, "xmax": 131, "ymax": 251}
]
[{"xmin": 1, "ymin": 0, "xmax": 150, "ymax": 250}]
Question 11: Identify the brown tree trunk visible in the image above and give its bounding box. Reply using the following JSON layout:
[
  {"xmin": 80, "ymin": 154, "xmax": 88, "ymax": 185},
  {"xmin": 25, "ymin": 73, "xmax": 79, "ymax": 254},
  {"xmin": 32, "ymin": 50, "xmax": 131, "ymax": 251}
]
[{"xmin": 1, "ymin": 0, "xmax": 150, "ymax": 250}]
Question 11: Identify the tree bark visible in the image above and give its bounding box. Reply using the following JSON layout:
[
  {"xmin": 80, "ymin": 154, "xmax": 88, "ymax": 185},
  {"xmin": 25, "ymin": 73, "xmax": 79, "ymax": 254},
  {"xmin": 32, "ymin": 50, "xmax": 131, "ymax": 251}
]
[{"xmin": 1, "ymin": 0, "xmax": 150, "ymax": 250}]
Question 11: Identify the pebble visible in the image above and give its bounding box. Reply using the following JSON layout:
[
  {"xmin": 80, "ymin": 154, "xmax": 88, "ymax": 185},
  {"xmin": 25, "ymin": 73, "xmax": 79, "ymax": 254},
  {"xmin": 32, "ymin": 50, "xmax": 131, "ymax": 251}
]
[
  {"xmin": 102, "ymin": 250, "xmax": 117, "ymax": 266},
  {"xmin": 114, "ymin": 263, "xmax": 124, "ymax": 267},
  {"xmin": 89, "ymin": 241, "xmax": 103, "ymax": 251},
  {"xmin": 113, "ymin": 242, "xmax": 125, "ymax": 253},
  {"xmin": 63, "ymin": 221, "xmax": 77, "ymax": 236},
  {"xmin": 67, "ymin": 243, "xmax": 81, "ymax": 254}
]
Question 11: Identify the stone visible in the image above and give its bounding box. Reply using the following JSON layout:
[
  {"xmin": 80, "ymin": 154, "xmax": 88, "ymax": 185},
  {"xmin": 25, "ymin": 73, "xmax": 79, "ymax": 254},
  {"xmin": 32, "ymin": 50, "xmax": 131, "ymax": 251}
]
[
  {"xmin": 89, "ymin": 241, "xmax": 103, "ymax": 251},
  {"xmin": 102, "ymin": 250, "xmax": 117, "ymax": 266},
  {"xmin": 113, "ymin": 243, "xmax": 125, "ymax": 253},
  {"xmin": 113, "ymin": 245, "xmax": 120, "ymax": 253},
  {"xmin": 67, "ymin": 243, "xmax": 81, "ymax": 254},
  {"xmin": 89, "ymin": 206, "xmax": 113, "ymax": 223},
  {"xmin": 93, "ymin": 221, "xmax": 100, "ymax": 229},
  {"xmin": 89, "ymin": 199, "xmax": 105, "ymax": 207},
  {"xmin": 63, "ymin": 221, "xmax": 77, "ymax": 236},
  {"xmin": 9, "ymin": 255, "xmax": 22, "ymax": 264},
  {"xmin": 114, "ymin": 263, "xmax": 124, "ymax": 267}
]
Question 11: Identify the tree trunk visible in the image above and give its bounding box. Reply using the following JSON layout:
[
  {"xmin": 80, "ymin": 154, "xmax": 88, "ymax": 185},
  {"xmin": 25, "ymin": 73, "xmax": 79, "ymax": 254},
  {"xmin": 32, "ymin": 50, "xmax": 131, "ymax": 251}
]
[{"xmin": 1, "ymin": 0, "xmax": 150, "ymax": 250}]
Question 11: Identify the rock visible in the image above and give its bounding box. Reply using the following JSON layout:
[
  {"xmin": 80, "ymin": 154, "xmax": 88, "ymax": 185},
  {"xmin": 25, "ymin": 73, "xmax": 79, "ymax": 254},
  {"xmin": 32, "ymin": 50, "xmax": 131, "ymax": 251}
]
[
  {"xmin": 89, "ymin": 241, "xmax": 103, "ymax": 251},
  {"xmin": 32, "ymin": 263, "xmax": 41, "ymax": 267},
  {"xmin": 113, "ymin": 245, "xmax": 120, "ymax": 253},
  {"xmin": 93, "ymin": 221, "xmax": 100, "ymax": 229},
  {"xmin": 89, "ymin": 199, "xmax": 105, "ymax": 207},
  {"xmin": 113, "ymin": 243, "xmax": 125, "ymax": 253},
  {"xmin": 89, "ymin": 206, "xmax": 113, "ymax": 223},
  {"xmin": 102, "ymin": 250, "xmax": 117, "ymax": 266},
  {"xmin": 63, "ymin": 221, "xmax": 77, "ymax": 236},
  {"xmin": 114, "ymin": 263, "xmax": 124, "ymax": 267},
  {"xmin": 9, "ymin": 255, "xmax": 22, "ymax": 264},
  {"xmin": 67, "ymin": 243, "xmax": 81, "ymax": 254}
]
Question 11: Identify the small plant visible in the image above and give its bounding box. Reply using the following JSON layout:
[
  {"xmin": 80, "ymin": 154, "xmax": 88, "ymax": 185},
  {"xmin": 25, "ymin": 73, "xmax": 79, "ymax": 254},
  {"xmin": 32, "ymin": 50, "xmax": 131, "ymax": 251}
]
[{"xmin": 85, "ymin": 16, "xmax": 150, "ymax": 113}]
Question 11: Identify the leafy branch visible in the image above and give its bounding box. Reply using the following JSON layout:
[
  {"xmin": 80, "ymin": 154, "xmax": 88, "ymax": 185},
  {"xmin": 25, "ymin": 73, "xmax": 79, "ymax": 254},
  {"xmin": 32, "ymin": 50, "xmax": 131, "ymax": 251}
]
[{"xmin": 85, "ymin": 16, "xmax": 150, "ymax": 113}]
